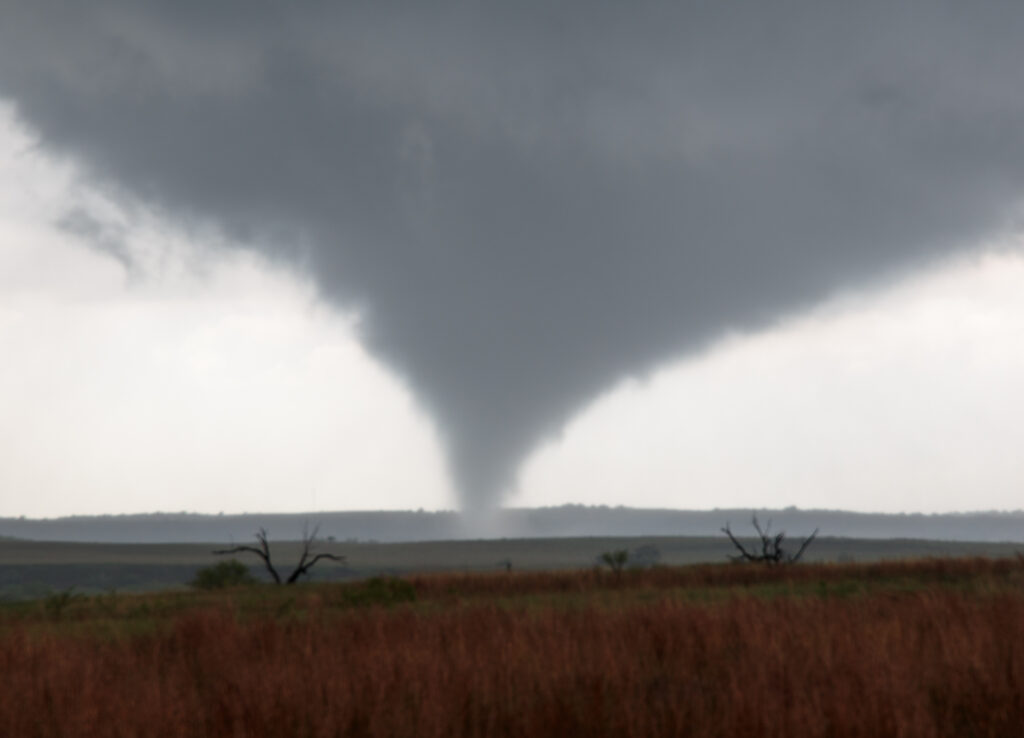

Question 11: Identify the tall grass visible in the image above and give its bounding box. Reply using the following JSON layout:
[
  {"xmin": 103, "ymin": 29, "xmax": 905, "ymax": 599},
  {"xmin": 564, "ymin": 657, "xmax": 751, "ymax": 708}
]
[
  {"xmin": 3, "ymin": 559, "xmax": 1024, "ymax": 737},
  {"xmin": 404, "ymin": 555, "xmax": 1023, "ymax": 600}
]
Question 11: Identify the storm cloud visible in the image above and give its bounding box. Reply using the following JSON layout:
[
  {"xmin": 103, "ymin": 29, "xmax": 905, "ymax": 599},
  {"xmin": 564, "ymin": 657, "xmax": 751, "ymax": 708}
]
[{"xmin": 3, "ymin": 2, "xmax": 1024, "ymax": 516}]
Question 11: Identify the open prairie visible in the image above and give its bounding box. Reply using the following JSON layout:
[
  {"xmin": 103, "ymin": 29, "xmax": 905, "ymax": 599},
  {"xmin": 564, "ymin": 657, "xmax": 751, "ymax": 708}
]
[
  {"xmin": 4, "ymin": 557, "xmax": 1024, "ymax": 737},
  {"xmin": 2, "ymin": 535, "xmax": 1023, "ymax": 599}
]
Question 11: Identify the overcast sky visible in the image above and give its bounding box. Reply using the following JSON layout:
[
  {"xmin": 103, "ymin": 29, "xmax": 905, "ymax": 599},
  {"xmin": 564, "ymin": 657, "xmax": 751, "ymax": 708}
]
[{"xmin": 2, "ymin": 4, "xmax": 1024, "ymax": 519}]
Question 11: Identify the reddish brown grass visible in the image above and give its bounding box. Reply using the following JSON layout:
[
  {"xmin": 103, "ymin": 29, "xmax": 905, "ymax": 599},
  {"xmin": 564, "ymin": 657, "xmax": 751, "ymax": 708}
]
[
  {"xmin": 3, "ymin": 559, "xmax": 1024, "ymax": 737},
  {"xmin": 405, "ymin": 555, "xmax": 1023, "ymax": 600}
]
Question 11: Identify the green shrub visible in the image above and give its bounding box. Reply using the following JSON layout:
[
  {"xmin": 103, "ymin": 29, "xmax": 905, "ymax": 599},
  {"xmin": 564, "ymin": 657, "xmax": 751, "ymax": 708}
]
[
  {"xmin": 191, "ymin": 559, "xmax": 257, "ymax": 590},
  {"xmin": 599, "ymin": 550, "xmax": 629, "ymax": 574}
]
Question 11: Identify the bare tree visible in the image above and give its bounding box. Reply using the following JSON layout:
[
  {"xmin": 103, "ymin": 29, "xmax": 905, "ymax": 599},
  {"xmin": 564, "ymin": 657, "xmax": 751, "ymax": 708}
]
[
  {"xmin": 598, "ymin": 549, "xmax": 629, "ymax": 575},
  {"xmin": 214, "ymin": 525, "xmax": 345, "ymax": 585},
  {"xmin": 721, "ymin": 516, "xmax": 818, "ymax": 565},
  {"xmin": 282, "ymin": 524, "xmax": 346, "ymax": 584}
]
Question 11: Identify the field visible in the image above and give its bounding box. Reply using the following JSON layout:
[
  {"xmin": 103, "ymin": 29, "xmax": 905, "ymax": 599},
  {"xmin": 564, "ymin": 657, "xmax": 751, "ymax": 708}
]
[
  {"xmin": 2, "ymin": 533, "xmax": 1022, "ymax": 599},
  {"xmin": 4, "ymin": 556, "xmax": 1024, "ymax": 736}
]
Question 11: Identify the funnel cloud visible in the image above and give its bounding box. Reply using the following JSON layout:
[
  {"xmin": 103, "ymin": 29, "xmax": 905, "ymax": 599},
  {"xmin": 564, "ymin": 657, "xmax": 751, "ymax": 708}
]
[{"xmin": 3, "ymin": 3, "xmax": 1024, "ymax": 516}]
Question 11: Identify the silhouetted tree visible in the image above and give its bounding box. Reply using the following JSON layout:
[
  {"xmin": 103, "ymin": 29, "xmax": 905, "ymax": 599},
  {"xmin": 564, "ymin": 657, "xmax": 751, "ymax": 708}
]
[
  {"xmin": 214, "ymin": 525, "xmax": 344, "ymax": 584},
  {"xmin": 722, "ymin": 516, "xmax": 818, "ymax": 565},
  {"xmin": 599, "ymin": 549, "xmax": 629, "ymax": 575}
]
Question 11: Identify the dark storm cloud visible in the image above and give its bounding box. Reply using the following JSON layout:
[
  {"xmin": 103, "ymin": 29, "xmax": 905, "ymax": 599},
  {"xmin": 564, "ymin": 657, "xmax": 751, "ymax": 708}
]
[{"xmin": 4, "ymin": 2, "xmax": 1024, "ymax": 514}]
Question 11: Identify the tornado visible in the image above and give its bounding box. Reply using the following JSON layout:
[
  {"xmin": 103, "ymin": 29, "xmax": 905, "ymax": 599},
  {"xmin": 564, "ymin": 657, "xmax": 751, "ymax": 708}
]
[{"xmin": 4, "ymin": 2, "xmax": 1024, "ymax": 522}]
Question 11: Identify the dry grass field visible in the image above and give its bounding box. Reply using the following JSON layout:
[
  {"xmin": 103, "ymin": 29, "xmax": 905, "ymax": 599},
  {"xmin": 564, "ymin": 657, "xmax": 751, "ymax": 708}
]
[{"xmin": 3, "ymin": 557, "xmax": 1024, "ymax": 736}]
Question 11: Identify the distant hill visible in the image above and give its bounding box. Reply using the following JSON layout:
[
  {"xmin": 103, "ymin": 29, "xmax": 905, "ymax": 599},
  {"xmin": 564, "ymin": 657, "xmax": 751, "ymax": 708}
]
[{"xmin": 1, "ymin": 506, "xmax": 1023, "ymax": 544}]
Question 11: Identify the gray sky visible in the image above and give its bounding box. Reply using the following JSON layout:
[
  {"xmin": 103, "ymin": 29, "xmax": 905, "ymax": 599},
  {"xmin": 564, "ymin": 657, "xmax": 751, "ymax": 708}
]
[{"xmin": 2, "ymin": 3, "xmax": 1024, "ymax": 519}]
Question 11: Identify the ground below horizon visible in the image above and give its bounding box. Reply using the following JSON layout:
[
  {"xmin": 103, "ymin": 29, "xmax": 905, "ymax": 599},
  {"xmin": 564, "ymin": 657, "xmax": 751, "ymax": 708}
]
[{"xmin": 2, "ymin": 533, "xmax": 1022, "ymax": 600}]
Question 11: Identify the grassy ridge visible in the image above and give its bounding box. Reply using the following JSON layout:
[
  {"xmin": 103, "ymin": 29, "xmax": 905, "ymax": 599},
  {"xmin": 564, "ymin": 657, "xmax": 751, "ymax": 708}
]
[
  {"xmin": 3, "ymin": 557, "xmax": 1024, "ymax": 736},
  {"xmin": 4, "ymin": 535, "xmax": 1021, "ymax": 566},
  {"xmin": 3, "ymin": 535, "xmax": 1023, "ymax": 599}
]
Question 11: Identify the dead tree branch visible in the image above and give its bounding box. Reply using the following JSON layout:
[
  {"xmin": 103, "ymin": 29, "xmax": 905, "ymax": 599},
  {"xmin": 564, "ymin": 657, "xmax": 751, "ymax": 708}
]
[
  {"xmin": 721, "ymin": 516, "xmax": 818, "ymax": 565},
  {"xmin": 790, "ymin": 527, "xmax": 819, "ymax": 563},
  {"xmin": 284, "ymin": 524, "xmax": 345, "ymax": 584},
  {"xmin": 214, "ymin": 524, "xmax": 345, "ymax": 585},
  {"xmin": 214, "ymin": 527, "xmax": 282, "ymax": 583}
]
